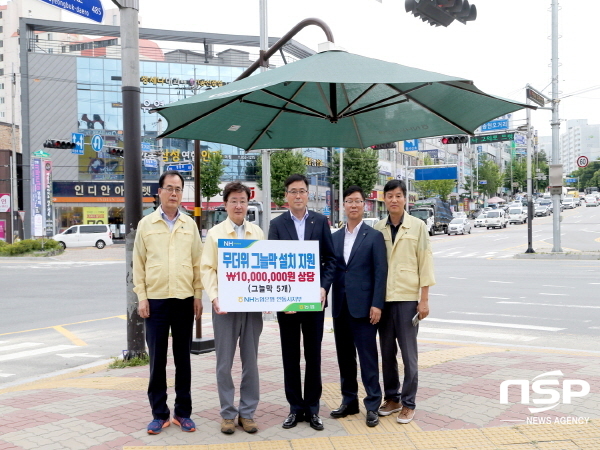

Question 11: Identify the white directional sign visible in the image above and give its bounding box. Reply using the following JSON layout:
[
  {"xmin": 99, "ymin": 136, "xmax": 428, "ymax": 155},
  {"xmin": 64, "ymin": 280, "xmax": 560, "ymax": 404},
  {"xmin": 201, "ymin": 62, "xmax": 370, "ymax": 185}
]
[
  {"xmin": 91, "ymin": 134, "xmax": 104, "ymax": 153},
  {"xmin": 577, "ymin": 156, "xmax": 589, "ymax": 168}
]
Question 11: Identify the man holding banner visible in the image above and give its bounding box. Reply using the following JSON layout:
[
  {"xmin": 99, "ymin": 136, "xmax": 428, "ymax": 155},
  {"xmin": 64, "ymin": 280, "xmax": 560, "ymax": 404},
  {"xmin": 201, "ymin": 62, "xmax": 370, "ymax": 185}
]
[
  {"xmin": 268, "ymin": 174, "xmax": 336, "ymax": 431},
  {"xmin": 200, "ymin": 182, "xmax": 265, "ymax": 435}
]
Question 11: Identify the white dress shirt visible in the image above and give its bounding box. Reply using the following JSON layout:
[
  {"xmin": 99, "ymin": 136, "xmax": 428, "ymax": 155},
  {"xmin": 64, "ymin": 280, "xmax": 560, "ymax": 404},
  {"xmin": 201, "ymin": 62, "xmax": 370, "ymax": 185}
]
[
  {"xmin": 290, "ymin": 209, "xmax": 309, "ymax": 241},
  {"xmin": 159, "ymin": 206, "xmax": 181, "ymax": 232},
  {"xmin": 344, "ymin": 220, "xmax": 363, "ymax": 264},
  {"xmin": 229, "ymin": 218, "xmax": 245, "ymax": 238}
]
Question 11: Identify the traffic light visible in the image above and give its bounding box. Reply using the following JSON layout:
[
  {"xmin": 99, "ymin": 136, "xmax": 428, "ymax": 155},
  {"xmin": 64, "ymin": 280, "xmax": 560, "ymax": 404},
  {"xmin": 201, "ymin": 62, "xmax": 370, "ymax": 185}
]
[
  {"xmin": 405, "ymin": 0, "xmax": 477, "ymax": 27},
  {"xmin": 108, "ymin": 147, "xmax": 124, "ymax": 157},
  {"xmin": 43, "ymin": 140, "xmax": 77, "ymax": 149},
  {"xmin": 441, "ymin": 136, "xmax": 469, "ymax": 144}
]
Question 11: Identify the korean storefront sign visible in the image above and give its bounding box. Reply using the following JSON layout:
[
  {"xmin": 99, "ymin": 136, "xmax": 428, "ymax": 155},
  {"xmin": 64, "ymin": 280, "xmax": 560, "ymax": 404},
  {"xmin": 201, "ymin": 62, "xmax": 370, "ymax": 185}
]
[
  {"xmin": 53, "ymin": 181, "xmax": 158, "ymax": 202},
  {"xmin": 218, "ymin": 239, "xmax": 321, "ymax": 312},
  {"xmin": 0, "ymin": 193, "xmax": 10, "ymax": 213},
  {"xmin": 0, "ymin": 220, "xmax": 5, "ymax": 241},
  {"xmin": 30, "ymin": 158, "xmax": 45, "ymax": 237}
]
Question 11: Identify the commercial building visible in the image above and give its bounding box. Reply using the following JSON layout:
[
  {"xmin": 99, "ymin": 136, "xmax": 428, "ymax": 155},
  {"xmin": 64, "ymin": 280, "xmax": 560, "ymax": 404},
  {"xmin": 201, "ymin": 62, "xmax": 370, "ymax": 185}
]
[{"xmin": 560, "ymin": 119, "xmax": 600, "ymax": 175}]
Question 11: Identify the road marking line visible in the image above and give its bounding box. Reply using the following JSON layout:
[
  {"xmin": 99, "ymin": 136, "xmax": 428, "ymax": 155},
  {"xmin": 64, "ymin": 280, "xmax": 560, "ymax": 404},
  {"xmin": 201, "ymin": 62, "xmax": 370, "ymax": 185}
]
[
  {"xmin": 53, "ymin": 326, "xmax": 87, "ymax": 347},
  {"xmin": 448, "ymin": 277, "xmax": 467, "ymax": 279},
  {"xmin": 483, "ymin": 296, "xmax": 510, "ymax": 300},
  {"xmin": 590, "ymin": 283, "xmax": 600, "ymax": 285},
  {"xmin": 494, "ymin": 237, "xmax": 509, "ymax": 241},
  {"xmin": 0, "ymin": 345, "xmax": 78, "ymax": 362},
  {"xmin": 458, "ymin": 253, "xmax": 478, "ymax": 258},
  {"xmin": 447, "ymin": 311, "xmax": 562, "ymax": 321},
  {"xmin": 0, "ymin": 315, "xmax": 126, "ymax": 337},
  {"xmin": 0, "ymin": 373, "xmax": 15, "ymax": 377},
  {"xmin": 419, "ymin": 327, "xmax": 537, "ymax": 342},
  {"xmin": 489, "ymin": 280, "xmax": 513, "ymax": 284},
  {"xmin": 56, "ymin": 353, "xmax": 102, "ymax": 359},
  {"xmin": 543, "ymin": 285, "xmax": 569, "ymax": 288},
  {"xmin": 425, "ymin": 318, "xmax": 564, "ymax": 331},
  {"xmin": 429, "ymin": 293, "xmax": 447, "ymax": 296},
  {"xmin": 539, "ymin": 293, "xmax": 568, "ymax": 296},
  {"xmin": 0, "ymin": 342, "xmax": 43, "ymax": 353},
  {"xmin": 117, "ymin": 315, "xmax": 127, "ymax": 320},
  {"xmin": 498, "ymin": 301, "xmax": 600, "ymax": 309}
]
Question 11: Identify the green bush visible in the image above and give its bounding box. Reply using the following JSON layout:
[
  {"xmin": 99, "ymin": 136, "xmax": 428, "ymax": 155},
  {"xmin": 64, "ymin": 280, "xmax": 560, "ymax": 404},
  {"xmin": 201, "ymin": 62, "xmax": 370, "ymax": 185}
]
[{"xmin": 0, "ymin": 238, "xmax": 62, "ymax": 255}]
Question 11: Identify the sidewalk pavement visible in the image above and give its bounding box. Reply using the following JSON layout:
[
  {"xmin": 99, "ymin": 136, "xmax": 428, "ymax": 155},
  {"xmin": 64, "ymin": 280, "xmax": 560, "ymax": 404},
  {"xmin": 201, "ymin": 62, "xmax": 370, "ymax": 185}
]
[{"xmin": 1, "ymin": 318, "xmax": 598, "ymax": 450}]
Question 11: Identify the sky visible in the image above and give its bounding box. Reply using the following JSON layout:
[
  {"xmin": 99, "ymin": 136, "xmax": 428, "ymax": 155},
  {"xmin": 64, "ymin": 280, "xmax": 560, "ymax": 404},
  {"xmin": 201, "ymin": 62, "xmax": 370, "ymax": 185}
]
[{"xmin": 28, "ymin": 0, "xmax": 600, "ymax": 139}]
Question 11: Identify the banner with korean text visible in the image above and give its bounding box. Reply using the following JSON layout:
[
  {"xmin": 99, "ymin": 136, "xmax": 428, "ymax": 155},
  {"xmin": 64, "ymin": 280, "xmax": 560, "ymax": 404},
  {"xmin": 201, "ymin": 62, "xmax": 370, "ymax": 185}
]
[{"xmin": 218, "ymin": 239, "xmax": 321, "ymax": 312}]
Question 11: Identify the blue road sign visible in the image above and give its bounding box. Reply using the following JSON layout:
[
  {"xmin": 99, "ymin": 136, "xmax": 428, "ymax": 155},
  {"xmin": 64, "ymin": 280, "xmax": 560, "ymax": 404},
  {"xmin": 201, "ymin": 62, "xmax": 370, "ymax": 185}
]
[
  {"xmin": 322, "ymin": 205, "xmax": 330, "ymax": 216},
  {"xmin": 414, "ymin": 167, "xmax": 458, "ymax": 181},
  {"xmin": 166, "ymin": 163, "xmax": 193, "ymax": 172},
  {"xmin": 39, "ymin": 0, "xmax": 103, "ymax": 23},
  {"xmin": 477, "ymin": 146, "xmax": 483, "ymax": 153},
  {"xmin": 144, "ymin": 159, "xmax": 158, "ymax": 169},
  {"xmin": 480, "ymin": 119, "xmax": 509, "ymax": 132},
  {"xmin": 566, "ymin": 178, "xmax": 578, "ymax": 183},
  {"xmin": 479, "ymin": 180, "xmax": 487, "ymax": 185},
  {"xmin": 71, "ymin": 132, "xmax": 84, "ymax": 155},
  {"xmin": 91, "ymin": 134, "xmax": 104, "ymax": 153},
  {"xmin": 404, "ymin": 139, "xmax": 419, "ymax": 151},
  {"xmin": 142, "ymin": 142, "xmax": 152, "ymax": 152}
]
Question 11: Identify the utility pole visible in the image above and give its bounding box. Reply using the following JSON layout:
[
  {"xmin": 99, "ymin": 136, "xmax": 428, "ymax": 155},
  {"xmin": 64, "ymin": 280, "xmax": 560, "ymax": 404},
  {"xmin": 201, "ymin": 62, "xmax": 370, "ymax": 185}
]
[
  {"xmin": 525, "ymin": 97, "xmax": 534, "ymax": 253},
  {"xmin": 10, "ymin": 68, "xmax": 17, "ymax": 242},
  {"xmin": 550, "ymin": 0, "xmax": 562, "ymax": 252},
  {"xmin": 259, "ymin": 0, "xmax": 271, "ymax": 235},
  {"xmin": 112, "ymin": 0, "xmax": 145, "ymax": 358}
]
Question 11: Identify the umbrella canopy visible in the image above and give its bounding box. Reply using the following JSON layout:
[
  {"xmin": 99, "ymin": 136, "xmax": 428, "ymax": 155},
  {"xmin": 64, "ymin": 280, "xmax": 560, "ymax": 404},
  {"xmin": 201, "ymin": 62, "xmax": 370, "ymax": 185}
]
[
  {"xmin": 155, "ymin": 50, "xmax": 532, "ymax": 150},
  {"xmin": 488, "ymin": 197, "xmax": 506, "ymax": 203}
]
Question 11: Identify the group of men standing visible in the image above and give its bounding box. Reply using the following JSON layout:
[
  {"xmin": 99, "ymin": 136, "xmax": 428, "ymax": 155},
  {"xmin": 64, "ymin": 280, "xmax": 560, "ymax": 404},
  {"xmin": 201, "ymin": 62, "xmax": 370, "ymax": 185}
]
[{"xmin": 133, "ymin": 170, "xmax": 435, "ymax": 436}]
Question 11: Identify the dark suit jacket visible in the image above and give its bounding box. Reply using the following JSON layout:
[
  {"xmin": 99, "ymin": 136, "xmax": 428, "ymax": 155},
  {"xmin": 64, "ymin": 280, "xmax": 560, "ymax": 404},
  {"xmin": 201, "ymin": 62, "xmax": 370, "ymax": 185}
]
[
  {"xmin": 331, "ymin": 222, "xmax": 388, "ymax": 319},
  {"xmin": 268, "ymin": 210, "xmax": 336, "ymax": 295}
]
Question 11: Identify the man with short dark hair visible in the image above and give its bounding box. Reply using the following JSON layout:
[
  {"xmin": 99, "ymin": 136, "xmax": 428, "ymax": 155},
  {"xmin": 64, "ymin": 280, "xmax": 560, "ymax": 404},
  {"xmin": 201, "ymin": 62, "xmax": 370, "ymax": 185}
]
[
  {"xmin": 133, "ymin": 170, "xmax": 203, "ymax": 435},
  {"xmin": 201, "ymin": 181, "xmax": 265, "ymax": 435},
  {"xmin": 330, "ymin": 186, "xmax": 387, "ymax": 427},
  {"xmin": 268, "ymin": 174, "xmax": 336, "ymax": 431},
  {"xmin": 375, "ymin": 179, "xmax": 435, "ymax": 425}
]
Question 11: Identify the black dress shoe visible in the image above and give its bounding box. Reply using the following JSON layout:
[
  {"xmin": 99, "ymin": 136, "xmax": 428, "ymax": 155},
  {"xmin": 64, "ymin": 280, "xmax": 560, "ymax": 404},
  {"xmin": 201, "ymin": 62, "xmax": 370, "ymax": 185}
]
[
  {"xmin": 308, "ymin": 414, "xmax": 324, "ymax": 430},
  {"xmin": 282, "ymin": 413, "xmax": 304, "ymax": 429},
  {"xmin": 330, "ymin": 403, "xmax": 360, "ymax": 418},
  {"xmin": 366, "ymin": 410, "xmax": 379, "ymax": 427}
]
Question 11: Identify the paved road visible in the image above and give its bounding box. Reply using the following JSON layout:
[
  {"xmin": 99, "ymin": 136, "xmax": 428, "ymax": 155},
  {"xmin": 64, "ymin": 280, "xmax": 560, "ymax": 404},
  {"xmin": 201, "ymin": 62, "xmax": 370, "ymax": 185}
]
[{"xmin": 1, "ymin": 205, "xmax": 598, "ymax": 385}]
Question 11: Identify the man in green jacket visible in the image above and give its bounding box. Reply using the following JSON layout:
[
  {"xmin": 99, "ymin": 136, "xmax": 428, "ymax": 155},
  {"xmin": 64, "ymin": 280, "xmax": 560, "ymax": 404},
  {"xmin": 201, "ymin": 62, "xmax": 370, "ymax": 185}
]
[{"xmin": 374, "ymin": 180, "xmax": 435, "ymax": 425}]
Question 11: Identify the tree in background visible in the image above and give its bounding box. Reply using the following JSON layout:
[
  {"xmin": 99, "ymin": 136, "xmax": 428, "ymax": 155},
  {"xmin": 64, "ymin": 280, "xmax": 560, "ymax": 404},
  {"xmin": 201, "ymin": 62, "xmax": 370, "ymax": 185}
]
[
  {"xmin": 569, "ymin": 157, "xmax": 600, "ymax": 190},
  {"xmin": 200, "ymin": 150, "xmax": 225, "ymax": 227},
  {"xmin": 413, "ymin": 155, "xmax": 456, "ymax": 201},
  {"xmin": 256, "ymin": 150, "xmax": 306, "ymax": 207},
  {"xmin": 329, "ymin": 147, "xmax": 378, "ymax": 194},
  {"xmin": 476, "ymin": 155, "xmax": 503, "ymax": 198}
]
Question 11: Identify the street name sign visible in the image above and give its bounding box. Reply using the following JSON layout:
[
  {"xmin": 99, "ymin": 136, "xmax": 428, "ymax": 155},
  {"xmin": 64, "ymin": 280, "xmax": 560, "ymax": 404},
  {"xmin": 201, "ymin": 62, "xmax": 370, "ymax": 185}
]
[
  {"xmin": 141, "ymin": 142, "xmax": 152, "ymax": 152},
  {"xmin": 32, "ymin": 150, "xmax": 51, "ymax": 158},
  {"xmin": 479, "ymin": 180, "xmax": 487, "ymax": 185},
  {"xmin": 526, "ymin": 87, "xmax": 545, "ymax": 107},
  {"xmin": 144, "ymin": 159, "xmax": 158, "ymax": 169},
  {"xmin": 166, "ymin": 163, "xmax": 193, "ymax": 172},
  {"xmin": 38, "ymin": 0, "xmax": 104, "ymax": 23},
  {"xmin": 470, "ymin": 133, "xmax": 515, "ymax": 144},
  {"xmin": 566, "ymin": 178, "xmax": 578, "ymax": 183}
]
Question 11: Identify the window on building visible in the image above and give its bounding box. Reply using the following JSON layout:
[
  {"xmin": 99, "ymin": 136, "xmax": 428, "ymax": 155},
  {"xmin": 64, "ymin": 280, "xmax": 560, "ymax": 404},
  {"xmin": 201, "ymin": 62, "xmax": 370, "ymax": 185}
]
[
  {"xmin": 0, "ymin": 69, "xmax": 4, "ymax": 76},
  {"xmin": 0, "ymin": 83, "xmax": 4, "ymax": 89},
  {"xmin": 0, "ymin": 26, "xmax": 3, "ymax": 33},
  {"xmin": 0, "ymin": 54, "xmax": 3, "ymax": 62},
  {"xmin": 0, "ymin": 41, "xmax": 3, "ymax": 48},
  {"xmin": 0, "ymin": 112, "xmax": 4, "ymax": 118},
  {"xmin": 0, "ymin": 97, "xmax": 4, "ymax": 104}
]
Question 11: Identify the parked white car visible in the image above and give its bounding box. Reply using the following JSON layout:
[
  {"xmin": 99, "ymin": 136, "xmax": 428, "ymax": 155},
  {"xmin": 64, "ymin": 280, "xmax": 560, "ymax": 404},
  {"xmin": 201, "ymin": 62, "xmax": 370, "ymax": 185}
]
[
  {"xmin": 485, "ymin": 210, "xmax": 507, "ymax": 229},
  {"xmin": 53, "ymin": 224, "xmax": 114, "ymax": 249},
  {"xmin": 448, "ymin": 218, "xmax": 472, "ymax": 235},
  {"xmin": 507, "ymin": 207, "xmax": 527, "ymax": 225}
]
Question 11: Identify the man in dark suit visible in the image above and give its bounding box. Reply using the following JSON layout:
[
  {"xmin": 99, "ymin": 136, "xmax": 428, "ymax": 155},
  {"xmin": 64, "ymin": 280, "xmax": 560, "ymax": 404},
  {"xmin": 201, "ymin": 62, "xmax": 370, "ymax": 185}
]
[
  {"xmin": 268, "ymin": 174, "xmax": 336, "ymax": 431},
  {"xmin": 330, "ymin": 186, "xmax": 387, "ymax": 427}
]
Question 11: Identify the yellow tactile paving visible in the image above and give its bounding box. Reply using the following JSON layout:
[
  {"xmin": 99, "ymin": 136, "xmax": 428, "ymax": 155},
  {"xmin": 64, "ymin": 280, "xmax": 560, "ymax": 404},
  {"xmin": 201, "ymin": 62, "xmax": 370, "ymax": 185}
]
[
  {"xmin": 125, "ymin": 447, "xmax": 166, "ymax": 450},
  {"xmin": 534, "ymin": 441, "xmax": 580, "ymax": 449},
  {"xmin": 206, "ymin": 443, "xmax": 250, "ymax": 450},
  {"xmin": 496, "ymin": 445, "xmax": 537, "ymax": 450},
  {"xmin": 291, "ymin": 437, "xmax": 335, "ymax": 450},
  {"xmin": 481, "ymin": 426, "xmax": 531, "ymax": 445},
  {"xmin": 3, "ymin": 376, "xmax": 172, "ymax": 391},
  {"xmin": 516, "ymin": 422, "xmax": 600, "ymax": 442},
  {"xmin": 406, "ymin": 429, "xmax": 494, "ymax": 449},
  {"xmin": 250, "ymin": 441, "xmax": 292, "ymax": 450},
  {"xmin": 367, "ymin": 433, "xmax": 416, "ymax": 449},
  {"xmin": 330, "ymin": 435, "xmax": 373, "ymax": 450},
  {"xmin": 417, "ymin": 346, "xmax": 504, "ymax": 368},
  {"xmin": 572, "ymin": 438, "xmax": 600, "ymax": 449},
  {"xmin": 167, "ymin": 446, "xmax": 210, "ymax": 450}
]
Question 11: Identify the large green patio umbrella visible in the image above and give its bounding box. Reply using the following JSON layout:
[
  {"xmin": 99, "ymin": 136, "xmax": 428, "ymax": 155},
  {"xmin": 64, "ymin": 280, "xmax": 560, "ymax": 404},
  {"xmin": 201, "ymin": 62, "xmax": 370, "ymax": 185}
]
[{"xmin": 155, "ymin": 50, "xmax": 531, "ymax": 149}]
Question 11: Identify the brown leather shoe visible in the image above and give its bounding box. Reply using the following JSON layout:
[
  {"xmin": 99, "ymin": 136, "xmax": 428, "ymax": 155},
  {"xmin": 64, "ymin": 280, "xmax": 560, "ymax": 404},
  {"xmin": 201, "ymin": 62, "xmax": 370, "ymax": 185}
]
[
  {"xmin": 378, "ymin": 400, "xmax": 402, "ymax": 416},
  {"xmin": 397, "ymin": 406, "xmax": 416, "ymax": 424},
  {"xmin": 238, "ymin": 417, "xmax": 258, "ymax": 433},
  {"xmin": 220, "ymin": 418, "xmax": 235, "ymax": 434}
]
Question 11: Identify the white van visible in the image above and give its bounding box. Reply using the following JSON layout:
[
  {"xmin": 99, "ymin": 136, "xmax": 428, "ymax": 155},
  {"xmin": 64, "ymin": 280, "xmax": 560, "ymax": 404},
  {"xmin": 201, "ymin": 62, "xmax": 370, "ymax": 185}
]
[
  {"xmin": 53, "ymin": 224, "xmax": 114, "ymax": 249},
  {"xmin": 507, "ymin": 207, "xmax": 527, "ymax": 225}
]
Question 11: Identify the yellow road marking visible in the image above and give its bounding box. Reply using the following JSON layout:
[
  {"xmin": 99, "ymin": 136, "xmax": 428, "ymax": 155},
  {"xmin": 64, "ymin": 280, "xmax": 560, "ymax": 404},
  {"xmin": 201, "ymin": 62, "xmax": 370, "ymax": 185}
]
[
  {"xmin": 0, "ymin": 315, "xmax": 125, "ymax": 337},
  {"xmin": 52, "ymin": 326, "xmax": 87, "ymax": 347}
]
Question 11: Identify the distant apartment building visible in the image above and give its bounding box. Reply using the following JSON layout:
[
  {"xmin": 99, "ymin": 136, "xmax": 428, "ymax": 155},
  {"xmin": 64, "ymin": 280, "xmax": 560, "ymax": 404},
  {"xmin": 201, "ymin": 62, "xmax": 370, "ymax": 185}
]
[{"xmin": 560, "ymin": 119, "xmax": 600, "ymax": 174}]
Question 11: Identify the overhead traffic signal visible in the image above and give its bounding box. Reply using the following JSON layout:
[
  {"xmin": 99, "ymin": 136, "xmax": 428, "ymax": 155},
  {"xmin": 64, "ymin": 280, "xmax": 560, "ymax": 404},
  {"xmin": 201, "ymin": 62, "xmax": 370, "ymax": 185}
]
[
  {"xmin": 441, "ymin": 136, "xmax": 469, "ymax": 145},
  {"xmin": 405, "ymin": 0, "xmax": 477, "ymax": 27},
  {"xmin": 43, "ymin": 140, "xmax": 77, "ymax": 149},
  {"xmin": 108, "ymin": 147, "xmax": 124, "ymax": 157}
]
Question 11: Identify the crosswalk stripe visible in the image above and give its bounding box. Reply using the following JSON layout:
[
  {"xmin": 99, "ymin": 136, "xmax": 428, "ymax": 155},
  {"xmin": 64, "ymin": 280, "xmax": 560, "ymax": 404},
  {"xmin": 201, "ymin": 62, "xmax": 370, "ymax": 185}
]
[
  {"xmin": 0, "ymin": 345, "xmax": 78, "ymax": 362},
  {"xmin": 419, "ymin": 327, "xmax": 538, "ymax": 342},
  {"xmin": 0, "ymin": 342, "xmax": 43, "ymax": 353},
  {"xmin": 425, "ymin": 318, "xmax": 564, "ymax": 331}
]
